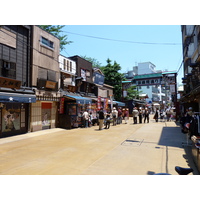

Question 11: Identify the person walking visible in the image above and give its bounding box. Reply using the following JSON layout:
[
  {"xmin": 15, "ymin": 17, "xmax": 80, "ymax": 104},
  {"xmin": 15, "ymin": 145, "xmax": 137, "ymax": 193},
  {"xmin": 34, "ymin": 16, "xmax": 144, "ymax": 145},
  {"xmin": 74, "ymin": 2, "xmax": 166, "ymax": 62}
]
[
  {"xmin": 117, "ymin": 108, "xmax": 122, "ymax": 124},
  {"xmin": 82, "ymin": 110, "xmax": 89, "ymax": 128},
  {"xmin": 144, "ymin": 108, "xmax": 149, "ymax": 123},
  {"xmin": 112, "ymin": 107, "xmax": 118, "ymax": 126},
  {"xmin": 132, "ymin": 107, "xmax": 139, "ymax": 124},
  {"xmin": 124, "ymin": 108, "xmax": 129, "ymax": 124},
  {"xmin": 104, "ymin": 111, "xmax": 111, "ymax": 129},
  {"xmin": 154, "ymin": 108, "xmax": 159, "ymax": 122},
  {"xmin": 138, "ymin": 107, "xmax": 143, "ymax": 124},
  {"xmin": 98, "ymin": 108, "xmax": 105, "ymax": 130}
]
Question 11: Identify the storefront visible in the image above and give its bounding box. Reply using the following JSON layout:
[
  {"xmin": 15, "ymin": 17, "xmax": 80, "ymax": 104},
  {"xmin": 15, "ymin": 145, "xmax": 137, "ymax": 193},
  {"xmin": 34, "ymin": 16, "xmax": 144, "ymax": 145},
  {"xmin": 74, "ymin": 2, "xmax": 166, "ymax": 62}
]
[
  {"xmin": 30, "ymin": 96, "xmax": 59, "ymax": 132},
  {"xmin": 0, "ymin": 92, "xmax": 36, "ymax": 138},
  {"xmin": 58, "ymin": 94, "xmax": 92, "ymax": 129}
]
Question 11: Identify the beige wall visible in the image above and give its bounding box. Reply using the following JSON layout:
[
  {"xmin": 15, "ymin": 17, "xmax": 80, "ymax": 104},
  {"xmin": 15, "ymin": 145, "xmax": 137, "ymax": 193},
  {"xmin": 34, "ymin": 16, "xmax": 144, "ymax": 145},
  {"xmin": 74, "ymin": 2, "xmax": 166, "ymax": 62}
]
[
  {"xmin": 30, "ymin": 101, "xmax": 57, "ymax": 132},
  {"xmin": 32, "ymin": 26, "xmax": 60, "ymax": 86}
]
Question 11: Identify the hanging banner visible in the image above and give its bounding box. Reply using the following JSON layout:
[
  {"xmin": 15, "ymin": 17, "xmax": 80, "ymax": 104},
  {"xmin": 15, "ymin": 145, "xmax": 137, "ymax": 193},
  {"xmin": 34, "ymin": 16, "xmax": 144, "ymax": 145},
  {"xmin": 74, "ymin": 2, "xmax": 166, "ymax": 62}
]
[
  {"xmin": 97, "ymin": 96, "xmax": 101, "ymax": 110},
  {"xmin": 105, "ymin": 98, "xmax": 108, "ymax": 110},
  {"xmin": 59, "ymin": 97, "xmax": 65, "ymax": 114},
  {"xmin": 110, "ymin": 95, "xmax": 113, "ymax": 110}
]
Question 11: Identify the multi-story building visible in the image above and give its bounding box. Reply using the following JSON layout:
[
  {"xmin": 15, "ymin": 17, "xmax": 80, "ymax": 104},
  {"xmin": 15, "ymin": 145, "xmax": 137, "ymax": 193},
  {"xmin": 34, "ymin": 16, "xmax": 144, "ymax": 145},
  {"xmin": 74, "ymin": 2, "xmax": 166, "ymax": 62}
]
[
  {"xmin": 30, "ymin": 26, "xmax": 60, "ymax": 132},
  {"xmin": 0, "ymin": 25, "xmax": 36, "ymax": 138},
  {"xmin": 181, "ymin": 25, "xmax": 200, "ymax": 174},
  {"xmin": 181, "ymin": 25, "xmax": 200, "ymax": 112}
]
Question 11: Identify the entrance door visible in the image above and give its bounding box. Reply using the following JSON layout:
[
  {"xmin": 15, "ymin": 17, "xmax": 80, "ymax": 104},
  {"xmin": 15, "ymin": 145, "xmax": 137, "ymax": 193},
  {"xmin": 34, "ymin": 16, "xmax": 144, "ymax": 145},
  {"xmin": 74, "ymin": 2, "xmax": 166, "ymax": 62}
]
[{"xmin": 41, "ymin": 102, "xmax": 52, "ymax": 130}]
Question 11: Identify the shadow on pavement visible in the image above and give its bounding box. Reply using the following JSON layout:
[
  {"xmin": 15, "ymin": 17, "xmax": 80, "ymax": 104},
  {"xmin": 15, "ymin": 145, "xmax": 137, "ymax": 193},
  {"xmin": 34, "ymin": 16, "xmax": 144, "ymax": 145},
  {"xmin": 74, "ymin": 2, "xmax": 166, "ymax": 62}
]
[{"xmin": 157, "ymin": 124, "xmax": 199, "ymax": 175}]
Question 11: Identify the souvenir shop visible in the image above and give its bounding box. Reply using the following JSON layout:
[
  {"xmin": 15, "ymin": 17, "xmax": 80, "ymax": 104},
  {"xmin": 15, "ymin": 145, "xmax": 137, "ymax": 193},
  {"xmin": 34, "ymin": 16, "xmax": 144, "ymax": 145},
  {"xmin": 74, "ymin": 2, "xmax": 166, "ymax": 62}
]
[
  {"xmin": 0, "ymin": 92, "xmax": 36, "ymax": 138},
  {"xmin": 58, "ymin": 94, "xmax": 92, "ymax": 129}
]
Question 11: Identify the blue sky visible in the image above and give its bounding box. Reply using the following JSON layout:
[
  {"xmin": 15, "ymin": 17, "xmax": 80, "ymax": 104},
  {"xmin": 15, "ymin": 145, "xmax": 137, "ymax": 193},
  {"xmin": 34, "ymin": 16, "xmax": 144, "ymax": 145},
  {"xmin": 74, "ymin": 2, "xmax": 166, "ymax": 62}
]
[{"xmin": 61, "ymin": 25, "xmax": 183, "ymax": 84}]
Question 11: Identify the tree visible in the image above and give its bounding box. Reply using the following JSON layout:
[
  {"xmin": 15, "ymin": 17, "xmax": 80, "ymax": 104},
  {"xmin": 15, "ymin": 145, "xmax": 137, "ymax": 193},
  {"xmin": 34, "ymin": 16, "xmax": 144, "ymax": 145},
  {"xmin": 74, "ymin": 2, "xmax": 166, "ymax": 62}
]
[
  {"xmin": 101, "ymin": 58, "xmax": 125, "ymax": 101},
  {"xmin": 124, "ymin": 85, "xmax": 141, "ymax": 100},
  {"xmin": 39, "ymin": 25, "xmax": 72, "ymax": 51}
]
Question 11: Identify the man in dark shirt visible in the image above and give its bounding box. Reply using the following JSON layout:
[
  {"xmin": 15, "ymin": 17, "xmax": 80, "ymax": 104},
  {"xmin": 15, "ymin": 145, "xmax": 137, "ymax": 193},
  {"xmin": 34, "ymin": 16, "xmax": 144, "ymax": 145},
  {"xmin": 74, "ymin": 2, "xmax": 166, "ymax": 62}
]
[{"xmin": 99, "ymin": 108, "xmax": 105, "ymax": 130}]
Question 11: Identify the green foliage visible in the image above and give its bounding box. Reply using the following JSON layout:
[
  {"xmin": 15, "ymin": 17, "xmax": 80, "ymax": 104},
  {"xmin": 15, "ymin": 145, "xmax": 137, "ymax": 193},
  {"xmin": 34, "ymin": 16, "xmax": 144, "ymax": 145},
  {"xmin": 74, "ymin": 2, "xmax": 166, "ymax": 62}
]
[
  {"xmin": 39, "ymin": 25, "xmax": 72, "ymax": 51},
  {"xmin": 124, "ymin": 85, "xmax": 141, "ymax": 100},
  {"xmin": 101, "ymin": 58, "xmax": 125, "ymax": 101}
]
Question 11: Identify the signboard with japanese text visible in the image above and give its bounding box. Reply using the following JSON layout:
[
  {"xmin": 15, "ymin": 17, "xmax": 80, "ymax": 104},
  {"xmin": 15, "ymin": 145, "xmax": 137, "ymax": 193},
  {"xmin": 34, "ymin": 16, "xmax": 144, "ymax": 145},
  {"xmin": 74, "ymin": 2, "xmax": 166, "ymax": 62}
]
[
  {"xmin": 59, "ymin": 98, "xmax": 65, "ymax": 114},
  {"xmin": 0, "ymin": 77, "xmax": 21, "ymax": 89}
]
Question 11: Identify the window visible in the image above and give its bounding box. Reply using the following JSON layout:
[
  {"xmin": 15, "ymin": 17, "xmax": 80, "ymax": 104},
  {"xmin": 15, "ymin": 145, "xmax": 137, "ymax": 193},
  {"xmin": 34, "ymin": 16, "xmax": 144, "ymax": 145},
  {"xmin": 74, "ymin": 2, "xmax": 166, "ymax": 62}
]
[
  {"xmin": 67, "ymin": 60, "xmax": 69, "ymax": 71},
  {"xmin": 41, "ymin": 36, "xmax": 54, "ymax": 49},
  {"xmin": 47, "ymin": 70, "xmax": 56, "ymax": 81},
  {"xmin": 0, "ymin": 59, "xmax": 16, "ymax": 79},
  {"xmin": 63, "ymin": 59, "xmax": 66, "ymax": 70},
  {"xmin": 70, "ymin": 61, "xmax": 72, "ymax": 72}
]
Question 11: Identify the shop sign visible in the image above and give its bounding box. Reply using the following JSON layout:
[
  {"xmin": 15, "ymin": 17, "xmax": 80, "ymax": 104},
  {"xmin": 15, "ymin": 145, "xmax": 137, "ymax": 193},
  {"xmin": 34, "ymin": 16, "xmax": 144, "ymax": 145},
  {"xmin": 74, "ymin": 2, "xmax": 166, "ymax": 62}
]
[
  {"xmin": 46, "ymin": 80, "xmax": 57, "ymax": 89},
  {"xmin": 59, "ymin": 97, "xmax": 65, "ymax": 114},
  {"xmin": 0, "ymin": 77, "xmax": 21, "ymax": 89},
  {"xmin": 93, "ymin": 72, "xmax": 105, "ymax": 85},
  {"xmin": 67, "ymin": 85, "xmax": 77, "ymax": 92}
]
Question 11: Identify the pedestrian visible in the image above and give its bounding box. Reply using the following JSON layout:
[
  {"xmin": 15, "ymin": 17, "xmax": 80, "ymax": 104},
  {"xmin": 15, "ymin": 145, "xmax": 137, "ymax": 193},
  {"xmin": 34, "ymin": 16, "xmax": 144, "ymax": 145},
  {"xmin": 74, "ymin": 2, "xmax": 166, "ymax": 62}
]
[
  {"xmin": 154, "ymin": 108, "xmax": 159, "ymax": 122},
  {"xmin": 117, "ymin": 108, "xmax": 122, "ymax": 124},
  {"xmin": 132, "ymin": 107, "xmax": 139, "ymax": 124},
  {"xmin": 82, "ymin": 110, "xmax": 89, "ymax": 128},
  {"xmin": 89, "ymin": 112, "xmax": 93, "ymax": 127},
  {"xmin": 98, "ymin": 108, "xmax": 105, "ymax": 130},
  {"xmin": 112, "ymin": 107, "xmax": 118, "ymax": 126},
  {"xmin": 138, "ymin": 107, "xmax": 143, "ymax": 123},
  {"xmin": 104, "ymin": 111, "xmax": 111, "ymax": 129},
  {"xmin": 166, "ymin": 107, "xmax": 171, "ymax": 121},
  {"xmin": 144, "ymin": 107, "xmax": 149, "ymax": 123},
  {"xmin": 124, "ymin": 108, "xmax": 129, "ymax": 124}
]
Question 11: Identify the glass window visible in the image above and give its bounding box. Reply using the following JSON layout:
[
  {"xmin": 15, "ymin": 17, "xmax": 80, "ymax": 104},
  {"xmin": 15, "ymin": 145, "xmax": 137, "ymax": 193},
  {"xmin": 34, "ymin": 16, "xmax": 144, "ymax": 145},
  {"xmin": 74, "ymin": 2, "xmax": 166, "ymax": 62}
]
[
  {"xmin": 41, "ymin": 36, "xmax": 54, "ymax": 49},
  {"xmin": 0, "ymin": 59, "xmax": 16, "ymax": 79}
]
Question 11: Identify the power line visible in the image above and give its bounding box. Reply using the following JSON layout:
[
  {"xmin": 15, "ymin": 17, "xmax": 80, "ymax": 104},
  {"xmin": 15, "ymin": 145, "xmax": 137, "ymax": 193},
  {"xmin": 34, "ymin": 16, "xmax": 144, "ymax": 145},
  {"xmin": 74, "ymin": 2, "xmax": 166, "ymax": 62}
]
[{"xmin": 63, "ymin": 31, "xmax": 182, "ymax": 46}]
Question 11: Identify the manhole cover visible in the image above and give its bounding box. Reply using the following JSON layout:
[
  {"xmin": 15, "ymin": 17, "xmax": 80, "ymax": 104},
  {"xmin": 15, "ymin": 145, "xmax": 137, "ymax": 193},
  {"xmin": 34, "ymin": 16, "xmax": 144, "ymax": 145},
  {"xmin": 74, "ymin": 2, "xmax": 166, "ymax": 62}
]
[{"xmin": 121, "ymin": 139, "xmax": 143, "ymax": 146}]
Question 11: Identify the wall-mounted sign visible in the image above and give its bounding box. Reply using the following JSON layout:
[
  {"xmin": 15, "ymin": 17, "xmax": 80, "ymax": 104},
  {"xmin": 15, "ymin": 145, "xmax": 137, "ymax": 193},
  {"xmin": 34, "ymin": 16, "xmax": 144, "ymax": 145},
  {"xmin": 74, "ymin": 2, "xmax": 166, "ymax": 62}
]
[
  {"xmin": 0, "ymin": 77, "xmax": 21, "ymax": 89},
  {"xmin": 46, "ymin": 80, "xmax": 56, "ymax": 89}
]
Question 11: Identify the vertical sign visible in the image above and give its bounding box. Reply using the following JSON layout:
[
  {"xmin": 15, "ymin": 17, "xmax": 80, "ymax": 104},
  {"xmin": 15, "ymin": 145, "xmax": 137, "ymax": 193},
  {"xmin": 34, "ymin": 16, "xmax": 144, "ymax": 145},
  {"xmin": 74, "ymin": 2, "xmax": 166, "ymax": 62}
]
[
  {"xmin": 59, "ymin": 98, "xmax": 65, "ymax": 114},
  {"xmin": 104, "ymin": 98, "xmax": 108, "ymax": 110},
  {"xmin": 110, "ymin": 95, "xmax": 113, "ymax": 110}
]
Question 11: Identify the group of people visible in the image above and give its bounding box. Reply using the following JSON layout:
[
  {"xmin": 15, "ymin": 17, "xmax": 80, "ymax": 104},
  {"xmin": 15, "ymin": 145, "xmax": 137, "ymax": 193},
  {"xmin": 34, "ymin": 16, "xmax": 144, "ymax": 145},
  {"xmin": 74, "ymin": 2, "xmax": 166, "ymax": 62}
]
[
  {"xmin": 132, "ymin": 107, "xmax": 150, "ymax": 124},
  {"xmin": 98, "ymin": 107, "xmax": 129, "ymax": 130},
  {"xmin": 81, "ymin": 106, "xmax": 174, "ymax": 130},
  {"xmin": 132, "ymin": 106, "xmax": 174, "ymax": 124},
  {"xmin": 81, "ymin": 107, "xmax": 129, "ymax": 130}
]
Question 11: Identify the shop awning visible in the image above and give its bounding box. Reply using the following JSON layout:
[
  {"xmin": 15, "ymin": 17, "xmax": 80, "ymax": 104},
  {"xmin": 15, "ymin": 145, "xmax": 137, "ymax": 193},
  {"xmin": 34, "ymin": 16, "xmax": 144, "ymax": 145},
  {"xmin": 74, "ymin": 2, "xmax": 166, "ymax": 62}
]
[
  {"xmin": 0, "ymin": 92, "xmax": 36, "ymax": 103},
  {"xmin": 114, "ymin": 101, "xmax": 125, "ymax": 107},
  {"xmin": 64, "ymin": 94, "xmax": 92, "ymax": 104}
]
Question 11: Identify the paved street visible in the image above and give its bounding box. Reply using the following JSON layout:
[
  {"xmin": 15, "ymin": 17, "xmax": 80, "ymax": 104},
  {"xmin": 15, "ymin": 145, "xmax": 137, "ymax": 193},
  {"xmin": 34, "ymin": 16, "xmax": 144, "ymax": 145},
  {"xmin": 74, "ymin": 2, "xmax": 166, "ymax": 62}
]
[{"xmin": 0, "ymin": 115, "xmax": 199, "ymax": 175}]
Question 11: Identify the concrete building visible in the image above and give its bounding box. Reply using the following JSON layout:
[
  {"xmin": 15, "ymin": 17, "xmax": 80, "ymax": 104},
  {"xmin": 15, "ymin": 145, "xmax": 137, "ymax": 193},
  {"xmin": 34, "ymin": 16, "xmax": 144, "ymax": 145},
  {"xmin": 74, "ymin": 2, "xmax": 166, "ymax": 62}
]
[
  {"xmin": 30, "ymin": 26, "xmax": 60, "ymax": 132},
  {"xmin": 0, "ymin": 25, "xmax": 36, "ymax": 138}
]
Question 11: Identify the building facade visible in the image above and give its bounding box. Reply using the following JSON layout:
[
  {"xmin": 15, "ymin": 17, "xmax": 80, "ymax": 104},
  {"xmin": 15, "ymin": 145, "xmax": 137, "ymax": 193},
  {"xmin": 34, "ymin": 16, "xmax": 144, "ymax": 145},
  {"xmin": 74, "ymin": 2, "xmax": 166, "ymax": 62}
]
[
  {"xmin": 30, "ymin": 26, "xmax": 60, "ymax": 132},
  {"xmin": 181, "ymin": 25, "xmax": 200, "ymax": 112},
  {"xmin": 0, "ymin": 25, "xmax": 36, "ymax": 138}
]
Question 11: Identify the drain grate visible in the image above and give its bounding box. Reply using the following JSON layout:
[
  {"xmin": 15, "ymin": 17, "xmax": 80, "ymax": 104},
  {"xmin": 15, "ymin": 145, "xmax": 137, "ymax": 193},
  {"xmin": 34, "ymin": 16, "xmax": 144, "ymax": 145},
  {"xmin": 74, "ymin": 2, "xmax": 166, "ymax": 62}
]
[{"xmin": 121, "ymin": 139, "xmax": 143, "ymax": 146}]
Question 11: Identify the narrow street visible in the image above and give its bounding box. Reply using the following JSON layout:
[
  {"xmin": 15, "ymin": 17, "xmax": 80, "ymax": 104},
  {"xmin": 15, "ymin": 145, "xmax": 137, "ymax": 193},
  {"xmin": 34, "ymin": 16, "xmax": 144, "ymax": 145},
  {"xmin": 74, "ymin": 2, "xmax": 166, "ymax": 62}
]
[{"xmin": 0, "ymin": 115, "xmax": 198, "ymax": 175}]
